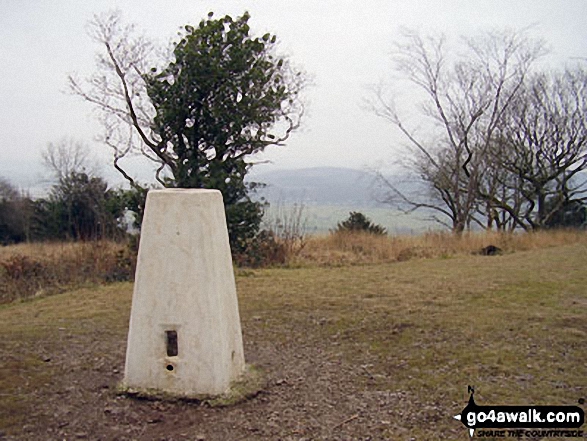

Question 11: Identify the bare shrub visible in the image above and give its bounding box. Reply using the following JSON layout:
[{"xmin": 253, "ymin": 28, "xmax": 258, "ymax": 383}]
[
  {"xmin": 263, "ymin": 202, "xmax": 308, "ymax": 260},
  {"xmin": 233, "ymin": 231, "xmax": 288, "ymax": 268},
  {"xmin": 0, "ymin": 255, "xmax": 47, "ymax": 302}
]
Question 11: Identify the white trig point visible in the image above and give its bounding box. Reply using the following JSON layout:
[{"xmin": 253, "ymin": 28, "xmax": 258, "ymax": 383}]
[{"xmin": 123, "ymin": 189, "xmax": 245, "ymax": 398}]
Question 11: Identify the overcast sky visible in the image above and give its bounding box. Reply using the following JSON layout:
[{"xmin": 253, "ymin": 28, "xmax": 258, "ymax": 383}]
[{"xmin": 1, "ymin": 0, "xmax": 586, "ymax": 192}]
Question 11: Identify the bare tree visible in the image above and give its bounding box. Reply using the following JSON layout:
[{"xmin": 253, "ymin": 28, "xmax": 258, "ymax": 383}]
[
  {"xmin": 493, "ymin": 65, "xmax": 587, "ymax": 229},
  {"xmin": 42, "ymin": 138, "xmax": 99, "ymax": 181},
  {"xmin": 0, "ymin": 178, "xmax": 19, "ymax": 202},
  {"xmin": 68, "ymin": 10, "xmax": 157, "ymax": 188},
  {"xmin": 476, "ymin": 143, "xmax": 525, "ymax": 231},
  {"xmin": 370, "ymin": 28, "xmax": 546, "ymax": 233}
]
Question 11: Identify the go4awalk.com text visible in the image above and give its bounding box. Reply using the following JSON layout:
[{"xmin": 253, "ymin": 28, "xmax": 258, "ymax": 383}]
[{"xmin": 453, "ymin": 387, "xmax": 585, "ymax": 438}]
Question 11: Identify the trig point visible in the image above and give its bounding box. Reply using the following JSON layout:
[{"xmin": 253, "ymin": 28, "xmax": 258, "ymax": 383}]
[{"xmin": 123, "ymin": 189, "xmax": 245, "ymax": 398}]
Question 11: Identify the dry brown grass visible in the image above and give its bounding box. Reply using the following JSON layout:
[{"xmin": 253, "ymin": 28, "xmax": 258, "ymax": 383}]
[
  {"xmin": 1, "ymin": 230, "xmax": 585, "ymax": 303},
  {"xmin": 292, "ymin": 229, "xmax": 587, "ymax": 266},
  {"xmin": 0, "ymin": 240, "xmax": 120, "ymax": 262},
  {"xmin": 0, "ymin": 241, "xmax": 134, "ymax": 304}
]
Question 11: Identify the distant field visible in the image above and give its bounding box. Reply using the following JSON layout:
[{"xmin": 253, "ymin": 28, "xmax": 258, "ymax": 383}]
[
  {"xmin": 1, "ymin": 241, "xmax": 585, "ymax": 439},
  {"xmin": 263, "ymin": 203, "xmax": 436, "ymax": 235}
]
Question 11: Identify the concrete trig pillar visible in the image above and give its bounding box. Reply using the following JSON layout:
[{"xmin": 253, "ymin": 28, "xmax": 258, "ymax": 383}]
[{"xmin": 123, "ymin": 189, "xmax": 245, "ymax": 397}]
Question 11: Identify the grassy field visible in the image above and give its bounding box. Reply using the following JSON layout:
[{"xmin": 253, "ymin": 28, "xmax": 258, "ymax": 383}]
[{"xmin": 0, "ymin": 237, "xmax": 585, "ymax": 439}]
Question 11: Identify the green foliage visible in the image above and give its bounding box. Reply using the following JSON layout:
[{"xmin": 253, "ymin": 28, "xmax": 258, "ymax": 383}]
[
  {"xmin": 143, "ymin": 12, "xmax": 303, "ymax": 251},
  {"xmin": 335, "ymin": 211, "xmax": 387, "ymax": 235},
  {"xmin": 225, "ymin": 190, "xmax": 266, "ymax": 255},
  {"xmin": 119, "ymin": 185, "xmax": 149, "ymax": 231},
  {"xmin": 35, "ymin": 172, "xmax": 127, "ymax": 241}
]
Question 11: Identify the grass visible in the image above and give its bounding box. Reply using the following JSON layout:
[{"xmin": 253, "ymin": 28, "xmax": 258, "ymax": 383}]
[
  {"xmin": 0, "ymin": 240, "xmax": 134, "ymax": 303},
  {"xmin": 1, "ymin": 230, "xmax": 585, "ymax": 303},
  {"xmin": 241, "ymin": 241, "xmax": 587, "ymax": 437},
  {"xmin": 293, "ymin": 228, "xmax": 587, "ymax": 266},
  {"xmin": 0, "ymin": 282, "xmax": 132, "ymax": 434},
  {"xmin": 0, "ymin": 237, "xmax": 585, "ymax": 438}
]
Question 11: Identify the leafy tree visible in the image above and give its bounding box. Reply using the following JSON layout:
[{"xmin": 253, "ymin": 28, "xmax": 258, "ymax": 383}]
[
  {"xmin": 70, "ymin": 11, "xmax": 305, "ymax": 252},
  {"xmin": 335, "ymin": 211, "xmax": 387, "ymax": 235},
  {"xmin": 119, "ymin": 185, "xmax": 149, "ymax": 231},
  {"xmin": 36, "ymin": 172, "xmax": 126, "ymax": 241}
]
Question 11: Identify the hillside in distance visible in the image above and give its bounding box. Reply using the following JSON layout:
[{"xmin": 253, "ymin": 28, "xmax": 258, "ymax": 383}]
[
  {"xmin": 250, "ymin": 167, "xmax": 389, "ymax": 207},
  {"xmin": 248, "ymin": 167, "xmax": 434, "ymax": 234}
]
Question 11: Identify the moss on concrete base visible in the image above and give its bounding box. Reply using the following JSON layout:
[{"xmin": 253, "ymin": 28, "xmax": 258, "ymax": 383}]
[{"xmin": 117, "ymin": 364, "xmax": 265, "ymax": 407}]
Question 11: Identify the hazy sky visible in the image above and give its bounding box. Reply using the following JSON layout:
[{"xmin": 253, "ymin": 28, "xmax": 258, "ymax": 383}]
[{"xmin": 1, "ymin": 0, "xmax": 586, "ymax": 191}]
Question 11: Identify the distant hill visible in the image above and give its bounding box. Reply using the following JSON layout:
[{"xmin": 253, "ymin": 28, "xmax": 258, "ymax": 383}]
[
  {"xmin": 248, "ymin": 167, "xmax": 436, "ymax": 234},
  {"xmin": 249, "ymin": 167, "xmax": 387, "ymax": 207}
]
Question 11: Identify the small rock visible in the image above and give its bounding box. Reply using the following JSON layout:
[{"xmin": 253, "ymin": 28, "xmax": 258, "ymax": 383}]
[{"xmin": 104, "ymin": 407, "xmax": 121, "ymax": 416}]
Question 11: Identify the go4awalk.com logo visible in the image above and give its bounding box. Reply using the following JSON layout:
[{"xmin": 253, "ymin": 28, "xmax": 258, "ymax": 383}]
[{"xmin": 454, "ymin": 387, "xmax": 585, "ymax": 438}]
